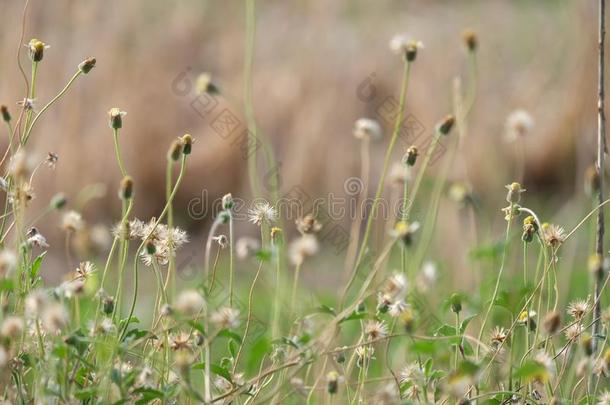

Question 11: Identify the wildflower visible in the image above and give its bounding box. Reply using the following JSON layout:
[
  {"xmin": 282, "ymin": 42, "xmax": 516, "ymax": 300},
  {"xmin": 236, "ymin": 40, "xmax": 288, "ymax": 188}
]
[
  {"xmin": 580, "ymin": 333, "xmax": 594, "ymax": 356},
  {"xmin": 108, "ymin": 108, "xmax": 126, "ymax": 129},
  {"xmin": 565, "ymin": 324, "xmax": 583, "ymax": 342},
  {"xmin": 26, "ymin": 227, "xmax": 49, "ymax": 248},
  {"xmin": 445, "ymin": 373, "xmax": 472, "ymax": 398},
  {"xmin": 382, "ymin": 272, "xmax": 408, "ymax": 300},
  {"xmin": 119, "ymin": 176, "xmax": 134, "ymax": 200},
  {"xmin": 542, "ymin": 311, "xmax": 561, "ymax": 335},
  {"xmin": 1, "ymin": 316, "xmax": 24, "ymax": 339},
  {"xmin": 388, "ymin": 300, "xmax": 408, "ymax": 317},
  {"xmin": 391, "ymin": 220, "xmax": 420, "ymax": 246},
  {"xmin": 541, "ymin": 223, "xmax": 566, "ymax": 248},
  {"xmin": 400, "ymin": 362, "xmax": 425, "ymax": 384},
  {"xmin": 17, "ymin": 98, "xmax": 36, "ymax": 112},
  {"xmin": 416, "ymin": 261, "xmax": 438, "ymax": 292},
  {"xmin": 399, "ymin": 306, "xmax": 416, "ymax": 332},
  {"xmin": 210, "ymin": 307, "xmax": 240, "ymax": 329},
  {"xmin": 589, "ymin": 254, "xmax": 605, "ymax": 277},
  {"xmin": 364, "ymin": 320, "xmax": 388, "ymax": 341},
  {"xmin": 25, "ymin": 290, "xmax": 47, "ymax": 317},
  {"xmin": 522, "ymin": 215, "xmax": 538, "ymax": 243},
  {"xmin": 170, "ymin": 332, "xmax": 193, "ymax": 351},
  {"xmin": 353, "ymin": 118, "xmax": 382, "ymax": 140},
  {"xmin": 196, "ymin": 72, "xmax": 219, "ymax": 95},
  {"xmin": 27, "ymin": 38, "xmax": 49, "ymax": 62},
  {"xmin": 289, "ymin": 234, "xmax": 319, "ymax": 266},
  {"xmin": 505, "ymin": 182, "xmax": 525, "ymax": 204},
  {"xmin": 175, "ymin": 290, "xmax": 205, "ymax": 316},
  {"xmin": 388, "ymin": 161, "xmax": 411, "ymax": 188},
  {"xmin": 181, "ymin": 134, "xmax": 193, "ymax": 155},
  {"xmin": 167, "ymin": 139, "xmax": 183, "ymax": 161},
  {"xmin": 355, "ymin": 346, "xmax": 375, "ymax": 368},
  {"xmin": 78, "ymin": 57, "xmax": 96, "ymax": 74},
  {"xmin": 326, "ymin": 371, "xmax": 339, "ymax": 395},
  {"xmin": 462, "ymin": 29, "xmax": 478, "ymax": 51},
  {"xmin": 567, "ymin": 299, "xmax": 589, "ymax": 320},
  {"xmin": 448, "ymin": 182, "xmax": 472, "ymax": 208},
  {"xmin": 100, "ymin": 294, "xmax": 115, "ymax": 315},
  {"xmin": 489, "ymin": 326, "xmax": 508, "ymax": 347},
  {"xmin": 41, "ymin": 303, "xmax": 68, "ymax": 333},
  {"xmin": 95, "ymin": 318, "xmax": 115, "ymax": 335},
  {"xmin": 236, "ymin": 237, "xmax": 260, "ymax": 259},
  {"xmin": 295, "ymin": 214, "xmax": 322, "ymax": 235},
  {"xmin": 501, "ymin": 204, "xmax": 521, "ymax": 221},
  {"xmin": 0, "ymin": 105, "xmax": 10, "ymax": 122},
  {"xmin": 404, "ymin": 145, "xmax": 419, "ymax": 166},
  {"xmin": 212, "ymin": 235, "xmax": 228, "ymax": 249},
  {"xmin": 248, "ymin": 202, "xmax": 277, "ymax": 225},
  {"xmin": 517, "ymin": 310, "xmax": 537, "ymax": 331},
  {"xmin": 136, "ymin": 366, "xmax": 155, "ymax": 388},
  {"xmin": 389, "ymin": 34, "xmax": 424, "ymax": 61},
  {"xmin": 505, "ymin": 109, "xmax": 534, "ymax": 141},
  {"xmin": 62, "ymin": 210, "xmax": 84, "ymax": 232},
  {"xmin": 221, "ymin": 193, "xmax": 234, "ymax": 210},
  {"xmin": 533, "ymin": 351, "xmax": 556, "ymax": 381},
  {"xmin": 437, "ymin": 114, "xmax": 455, "ymax": 135},
  {"xmin": 45, "ymin": 152, "xmax": 59, "ymax": 169}
]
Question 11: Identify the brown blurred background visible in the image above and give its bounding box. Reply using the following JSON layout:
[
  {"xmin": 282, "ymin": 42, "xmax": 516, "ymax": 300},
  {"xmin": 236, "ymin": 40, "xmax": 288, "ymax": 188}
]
[{"xmin": 0, "ymin": 0, "xmax": 602, "ymax": 281}]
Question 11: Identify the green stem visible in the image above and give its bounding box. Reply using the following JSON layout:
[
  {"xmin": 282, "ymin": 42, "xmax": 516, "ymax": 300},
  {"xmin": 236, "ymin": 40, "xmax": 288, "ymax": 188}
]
[
  {"xmin": 112, "ymin": 128, "xmax": 127, "ymax": 177},
  {"xmin": 340, "ymin": 61, "xmax": 411, "ymax": 308},
  {"xmin": 22, "ymin": 70, "xmax": 83, "ymax": 145}
]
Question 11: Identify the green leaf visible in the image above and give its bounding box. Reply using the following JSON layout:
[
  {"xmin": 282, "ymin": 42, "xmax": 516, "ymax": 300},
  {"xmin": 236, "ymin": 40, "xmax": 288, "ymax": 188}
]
[
  {"xmin": 339, "ymin": 311, "xmax": 366, "ymax": 324},
  {"xmin": 409, "ymin": 340, "xmax": 437, "ymax": 355},
  {"xmin": 310, "ymin": 304, "xmax": 336, "ymax": 316},
  {"xmin": 29, "ymin": 252, "xmax": 46, "ymax": 280},
  {"xmin": 210, "ymin": 364, "xmax": 232, "ymax": 381},
  {"xmin": 514, "ymin": 360, "xmax": 546, "ymax": 381},
  {"xmin": 460, "ymin": 314, "xmax": 477, "ymax": 333},
  {"xmin": 217, "ymin": 329, "xmax": 243, "ymax": 344}
]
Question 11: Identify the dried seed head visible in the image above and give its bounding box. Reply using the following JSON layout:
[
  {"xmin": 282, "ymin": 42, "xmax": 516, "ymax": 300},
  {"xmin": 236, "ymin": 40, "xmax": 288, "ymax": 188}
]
[
  {"xmin": 168, "ymin": 140, "xmax": 183, "ymax": 161},
  {"xmin": 437, "ymin": 114, "xmax": 455, "ymax": 135},
  {"xmin": 61, "ymin": 210, "xmax": 84, "ymax": 232},
  {"xmin": 27, "ymin": 39, "xmax": 49, "ymax": 62},
  {"xmin": 404, "ymin": 146, "xmax": 419, "ymax": 166},
  {"xmin": 0, "ymin": 105, "xmax": 10, "ymax": 123},
  {"xmin": 585, "ymin": 165, "xmax": 601, "ymax": 196},
  {"xmin": 50, "ymin": 193, "xmax": 67, "ymax": 210},
  {"xmin": 196, "ymin": 72, "xmax": 219, "ymax": 95},
  {"xmin": 78, "ymin": 57, "xmax": 96, "ymax": 74},
  {"xmin": 119, "ymin": 176, "xmax": 134, "ymax": 200},
  {"xmin": 542, "ymin": 311, "xmax": 561, "ymax": 335},
  {"xmin": 181, "ymin": 134, "xmax": 193, "ymax": 155},
  {"xmin": 175, "ymin": 290, "xmax": 205, "ymax": 316},
  {"xmin": 295, "ymin": 214, "xmax": 322, "ymax": 235},
  {"xmin": 354, "ymin": 118, "xmax": 383, "ymax": 140},
  {"xmin": 389, "ymin": 34, "xmax": 424, "ymax": 62},
  {"xmin": 108, "ymin": 108, "xmax": 126, "ymax": 129},
  {"xmin": 505, "ymin": 110, "xmax": 534, "ymax": 141},
  {"xmin": 462, "ymin": 29, "xmax": 478, "ymax": 51}
]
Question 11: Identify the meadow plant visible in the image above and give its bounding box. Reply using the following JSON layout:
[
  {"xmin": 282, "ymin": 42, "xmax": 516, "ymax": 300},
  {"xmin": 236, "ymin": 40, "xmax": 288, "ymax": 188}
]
[{"xmin": 2, "ymin": 3, "xmax": 610, "ymax": 404}]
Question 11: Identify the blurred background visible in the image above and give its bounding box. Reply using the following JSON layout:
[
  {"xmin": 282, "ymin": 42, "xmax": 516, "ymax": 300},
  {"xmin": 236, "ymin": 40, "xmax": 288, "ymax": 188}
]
[{"xmin": 0, "ymin": 0, "xmax": 602, "ymax": 291}]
